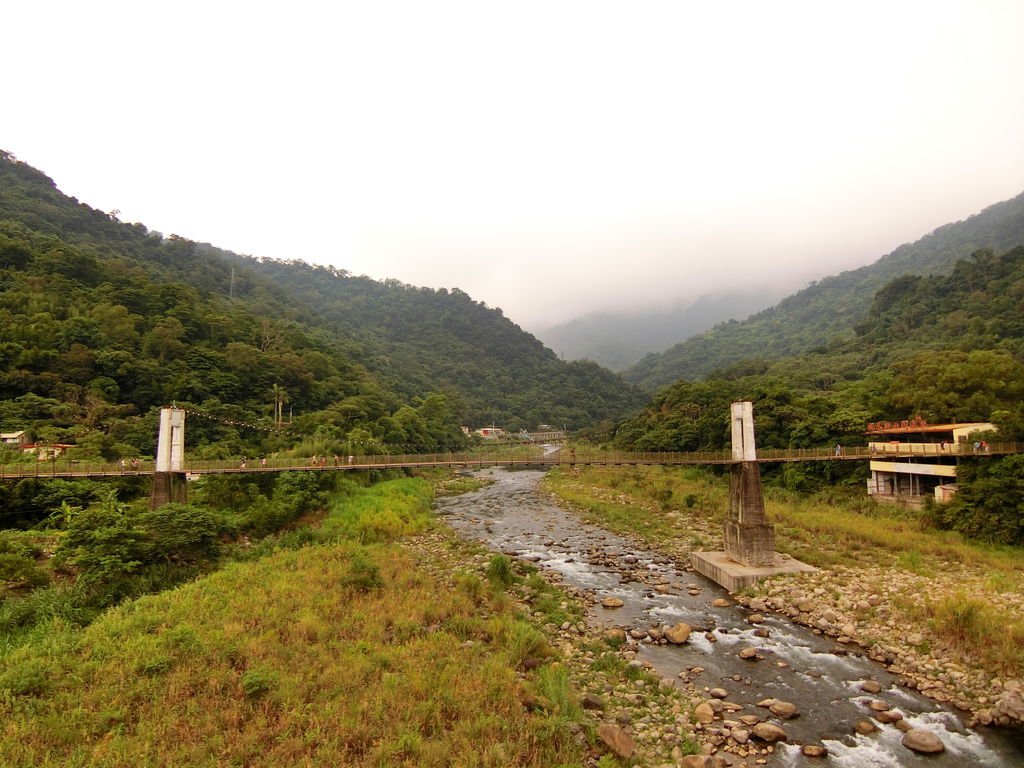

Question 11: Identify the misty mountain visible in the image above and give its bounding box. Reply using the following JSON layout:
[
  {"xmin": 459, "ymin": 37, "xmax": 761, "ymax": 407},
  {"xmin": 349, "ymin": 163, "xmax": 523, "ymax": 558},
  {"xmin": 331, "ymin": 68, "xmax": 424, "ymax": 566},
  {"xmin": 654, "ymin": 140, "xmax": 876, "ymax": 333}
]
[
  {"xmin": 623, "ymin": 190, "xmax": 1024, "ymax": 391},
  {"xmin": 0, "ymin": 150, "xmax": 643, "ymax": 453},
  {"xmin": 535, "ymin": 289, "xmax": 788, "ymax": 371}
]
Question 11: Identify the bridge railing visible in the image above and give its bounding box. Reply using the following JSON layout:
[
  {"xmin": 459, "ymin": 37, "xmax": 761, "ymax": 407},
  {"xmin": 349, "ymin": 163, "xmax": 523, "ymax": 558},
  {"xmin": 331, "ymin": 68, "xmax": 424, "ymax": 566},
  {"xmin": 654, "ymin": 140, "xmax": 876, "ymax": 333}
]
[{"xmin": 3, "ymin": 442, "xmax": 1022, "ymax": 479}]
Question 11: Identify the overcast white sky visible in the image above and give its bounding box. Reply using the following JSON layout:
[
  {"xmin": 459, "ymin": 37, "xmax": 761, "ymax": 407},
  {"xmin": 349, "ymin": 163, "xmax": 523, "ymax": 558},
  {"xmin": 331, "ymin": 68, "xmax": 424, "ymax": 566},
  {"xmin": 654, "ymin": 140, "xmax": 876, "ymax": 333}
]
[{"xmin": 5, "ymin": 1, "xmax": 1023, "ymax": 330}]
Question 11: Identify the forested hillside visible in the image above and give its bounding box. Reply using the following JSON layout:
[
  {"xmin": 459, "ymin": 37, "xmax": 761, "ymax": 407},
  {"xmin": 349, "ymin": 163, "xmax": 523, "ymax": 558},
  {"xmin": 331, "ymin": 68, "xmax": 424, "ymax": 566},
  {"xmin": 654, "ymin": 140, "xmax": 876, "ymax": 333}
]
[
  {"xmin": 613, "ymin": 246, "xmax": 1024, "ymax": 542},
  {"xmin": 625, "ymin": 191, "xmax": 1024, "ymax": 390},
  {"xmin": 0, "ymin": 151, "xmax": 642, "ymax": 462},
  {"xmin": 616, "ymin": 245, "xmax": 1024, "ymax": 450}
]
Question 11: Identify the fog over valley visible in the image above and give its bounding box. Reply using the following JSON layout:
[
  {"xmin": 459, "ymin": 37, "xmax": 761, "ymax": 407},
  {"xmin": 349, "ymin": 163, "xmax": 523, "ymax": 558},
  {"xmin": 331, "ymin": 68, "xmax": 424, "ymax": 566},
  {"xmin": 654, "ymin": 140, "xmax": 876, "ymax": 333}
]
[{"xmin": 3, "ymin": 1, "xmax": 1023, "ymax": 337}]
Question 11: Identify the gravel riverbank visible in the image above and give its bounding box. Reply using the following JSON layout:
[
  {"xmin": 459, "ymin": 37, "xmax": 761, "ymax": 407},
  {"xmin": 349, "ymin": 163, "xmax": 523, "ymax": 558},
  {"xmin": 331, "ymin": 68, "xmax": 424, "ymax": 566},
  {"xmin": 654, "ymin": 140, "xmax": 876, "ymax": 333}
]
[{"xmin": 540, "ymin": 468, "xmax": 1024, "ymax": 762}]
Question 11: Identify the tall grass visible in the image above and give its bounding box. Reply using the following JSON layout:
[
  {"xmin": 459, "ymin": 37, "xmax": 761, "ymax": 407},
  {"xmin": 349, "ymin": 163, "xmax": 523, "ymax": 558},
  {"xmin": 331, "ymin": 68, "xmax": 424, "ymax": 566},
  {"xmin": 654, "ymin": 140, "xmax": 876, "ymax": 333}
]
[
  {"xmin": 763, "ymin": 488, "xmax": 1024, "ymax": 573},
  {"xmin": 486, "ymin": 554, "xmax": 517, "ymax": 588},
  {"xmin": 546, "ymin": 465, "xmax": 1024, "ymax": 575},
  {"xmin": 923, "ymin": 591, "xmax": 1024, "ymax": 675},
  {"xmin": 542, "ymin": 465, "xmax": 724, "ymax": 545},
  {"xmin": 0, "ymin": 477, "xmax": 589, "ymax": 767},
  {"xmin": 317, "ymin": 477, "xmax": 433, "ymax": 543}
]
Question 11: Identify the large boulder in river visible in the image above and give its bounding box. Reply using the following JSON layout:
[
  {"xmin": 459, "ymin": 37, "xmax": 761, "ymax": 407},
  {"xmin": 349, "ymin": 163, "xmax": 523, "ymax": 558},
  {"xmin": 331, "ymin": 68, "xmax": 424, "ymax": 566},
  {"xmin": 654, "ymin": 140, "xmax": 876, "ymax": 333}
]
[
  {"xmin": 693, "ymin": 701, "xmax": 715, "ymax": 724},
  {"xmin": 902, "ymin": 728, "xmax": 945, "ymax": 754},
  {"xmin": 995, "ymin": 682, "xmax": 1024, "ymax": 721},
  {"xmin": 604, "ymin": 627, "xmax": 627, "ymax": 644},
  {"xmin": 752, "ymin": 722, "xmax": 788, "ymax": 742},
  {"xmin": 769, "ymin": 700, "xmax": 799, "ymax": 719},
  {"xmin": 664, "ymin": 622, "xmax": 693, "ymax": 644},
  {"xmin": 597, "ymin": 723, "xmax": 635, "ymax": 758}
]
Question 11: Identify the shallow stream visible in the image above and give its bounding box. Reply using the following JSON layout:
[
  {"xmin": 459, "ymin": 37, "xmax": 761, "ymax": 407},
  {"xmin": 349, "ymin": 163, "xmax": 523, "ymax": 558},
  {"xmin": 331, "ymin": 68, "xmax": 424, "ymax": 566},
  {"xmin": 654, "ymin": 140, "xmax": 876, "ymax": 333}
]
[{"xmin": 436, "ymin": 468, "xmax": 1023, "ymax": 767}]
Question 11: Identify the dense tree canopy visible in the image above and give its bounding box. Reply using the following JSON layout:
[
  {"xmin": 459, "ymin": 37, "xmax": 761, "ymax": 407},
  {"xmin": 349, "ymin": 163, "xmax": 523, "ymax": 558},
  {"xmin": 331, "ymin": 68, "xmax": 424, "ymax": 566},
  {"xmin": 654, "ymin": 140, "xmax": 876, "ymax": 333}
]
[
  {"xmin": 625, "ymin": 193, "xmax": 1024, "ymax": 390},
  {"xmin": 0, "ymin": 151, "xmax": 643, "ymax": 464}
]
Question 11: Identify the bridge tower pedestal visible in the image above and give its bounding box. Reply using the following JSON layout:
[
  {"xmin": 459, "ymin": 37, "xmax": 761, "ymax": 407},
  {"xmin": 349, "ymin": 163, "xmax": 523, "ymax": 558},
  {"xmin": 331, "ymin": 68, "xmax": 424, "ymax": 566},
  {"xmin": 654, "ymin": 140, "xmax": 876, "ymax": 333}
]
[
  {"xmin": 690, "ymin": 401, "xmax": 815, "ymax": 591},
  {"xmin": 151, "ymin": 407, "xmax": 187, "ymax": 509},
  {"xmin": 723, "ymin": 401, "xmax": 776, "ymax": 567}
]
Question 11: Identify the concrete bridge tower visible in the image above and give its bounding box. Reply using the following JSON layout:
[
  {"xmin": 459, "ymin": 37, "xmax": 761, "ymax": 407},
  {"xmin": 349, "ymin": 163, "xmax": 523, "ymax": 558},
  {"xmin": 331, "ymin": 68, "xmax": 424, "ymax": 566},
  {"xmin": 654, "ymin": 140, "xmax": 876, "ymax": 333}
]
[
  {"xmin": 690, "ymin": 401, "xmax": 815, "ymax": 591},
  {"xmin": 723, "ymin": 400, "xmax": 776, "ymax": 566},
  {"xmin": 151, "ymin": 407, "xmax": 187, "ymax": 508}
]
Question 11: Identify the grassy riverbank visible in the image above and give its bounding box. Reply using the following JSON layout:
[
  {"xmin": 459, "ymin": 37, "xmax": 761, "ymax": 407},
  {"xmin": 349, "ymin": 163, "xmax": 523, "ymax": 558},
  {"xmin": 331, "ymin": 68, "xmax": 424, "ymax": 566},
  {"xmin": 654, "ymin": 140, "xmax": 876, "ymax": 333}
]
[
  {"xmin": 0, "ymin": 477, "xmax": 592, "ymax": 767},
  {"xmin": 542, "ymin": 466, "xmax": 1024, "ymax": 719}
]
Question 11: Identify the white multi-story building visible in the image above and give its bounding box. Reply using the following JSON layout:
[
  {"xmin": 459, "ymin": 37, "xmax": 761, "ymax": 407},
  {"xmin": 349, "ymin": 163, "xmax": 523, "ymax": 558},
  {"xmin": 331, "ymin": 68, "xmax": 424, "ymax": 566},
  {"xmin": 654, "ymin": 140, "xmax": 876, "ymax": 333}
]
[{"xmin": 866, "ymin": 419, "xmax": 995, "ymax": 503}]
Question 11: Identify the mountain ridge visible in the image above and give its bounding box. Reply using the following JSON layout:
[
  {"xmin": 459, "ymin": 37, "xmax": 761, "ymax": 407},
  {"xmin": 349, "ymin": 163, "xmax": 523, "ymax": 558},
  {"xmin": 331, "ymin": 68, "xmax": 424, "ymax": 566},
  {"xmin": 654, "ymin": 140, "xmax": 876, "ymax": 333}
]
[
  {"xmin": 0, "ymin": 150, "xmax": 643, "ymax": 460},
  {"xmin": 623, "ymin": 190, "xmax": 1024, "ymax": 391},
  {"xmin": 534, "ymin": 287, "xmax": 788, "ymax": 371}
]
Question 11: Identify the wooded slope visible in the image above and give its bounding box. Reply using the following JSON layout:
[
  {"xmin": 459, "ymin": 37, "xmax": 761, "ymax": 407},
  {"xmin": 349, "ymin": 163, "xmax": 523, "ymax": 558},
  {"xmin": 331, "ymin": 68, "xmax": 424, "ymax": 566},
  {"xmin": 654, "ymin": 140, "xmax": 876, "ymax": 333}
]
[
  {"xmin": 0, "ymin": 151, "xmax": 642, "ymax": 459},
  {"xmin": 624, "ymin": 192, "xmax": 1024, "ymax": 391}
]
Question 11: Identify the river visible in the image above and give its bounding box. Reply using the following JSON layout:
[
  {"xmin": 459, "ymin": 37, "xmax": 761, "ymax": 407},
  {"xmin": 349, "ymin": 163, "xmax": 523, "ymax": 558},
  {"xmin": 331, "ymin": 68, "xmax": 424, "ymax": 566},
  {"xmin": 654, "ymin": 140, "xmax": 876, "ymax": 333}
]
[{"xmin": 436, "ymin": 468, "xmax": 1023, "ymax": 767}]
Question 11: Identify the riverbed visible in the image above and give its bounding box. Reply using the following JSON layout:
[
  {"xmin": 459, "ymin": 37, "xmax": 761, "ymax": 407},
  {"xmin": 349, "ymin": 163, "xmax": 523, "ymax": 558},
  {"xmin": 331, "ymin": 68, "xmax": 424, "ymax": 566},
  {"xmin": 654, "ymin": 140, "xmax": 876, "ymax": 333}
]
[{"xmin": 436, "ymin": 468, "xmax": 1022, "ymax": 767}]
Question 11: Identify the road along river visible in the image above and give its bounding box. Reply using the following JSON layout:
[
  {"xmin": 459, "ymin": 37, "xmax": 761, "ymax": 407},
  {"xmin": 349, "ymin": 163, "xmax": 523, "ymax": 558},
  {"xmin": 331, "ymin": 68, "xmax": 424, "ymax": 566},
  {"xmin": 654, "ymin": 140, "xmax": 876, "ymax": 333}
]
[{"xmin": 435, "ymin": 468, "xmax": 1023, "ymax": 767}]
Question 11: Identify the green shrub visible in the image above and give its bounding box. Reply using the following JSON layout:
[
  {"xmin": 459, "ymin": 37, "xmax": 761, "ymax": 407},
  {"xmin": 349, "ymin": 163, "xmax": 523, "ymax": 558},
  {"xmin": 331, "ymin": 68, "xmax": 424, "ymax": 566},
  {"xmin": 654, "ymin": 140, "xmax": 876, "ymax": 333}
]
[
  {"xmin": 653, "ymin": 488, "xmax": 673, "ymax": 511},
  {"xmin": 341, "ymin": 548, "xmax": 383, "ymax": 593},
  {"xmin": 58, "ymin": 501, "xmax": 149, "ymax": 591},
  {"xmin": 136, "ymin": 655, "xmax": 173, "ymax": 677},
  {"xmin": 136, "ymin": 503, "xmax": 222, "ymax": 563},
  {"xmin": 454, "ymin": 571, "xmax": 485, "ymax": 603},
  {"xmin": 0, "ymin": 657, "xmax": 49, "ymax": 696},
  {"xmin": 0, "ymin": 532, "xmax": 44, "ymax": 559},
  {"xmin": 0, "ymin": 583, "xmax": 97, "ymax": 637},
  {"xmin": 937, "ymin": 456, "xmax": 1024, "ymax": 545},
  {"xmin": 496, "ymin": 618, "xmax": 547, "ymax": 668},
  {"xmin": 533, "ymin": 665, "xmax": 581, "ymax": 719},
  {"xmin": 486, "ymin": 555, "xmax": 516, "ymax": 588},
  {"xmin": 0, "ymin": 553, "xmax": 49, "ymax": 588},
  {"xmin": 240, "ymin": 668, "xmax": 277, "ymax": 699}
]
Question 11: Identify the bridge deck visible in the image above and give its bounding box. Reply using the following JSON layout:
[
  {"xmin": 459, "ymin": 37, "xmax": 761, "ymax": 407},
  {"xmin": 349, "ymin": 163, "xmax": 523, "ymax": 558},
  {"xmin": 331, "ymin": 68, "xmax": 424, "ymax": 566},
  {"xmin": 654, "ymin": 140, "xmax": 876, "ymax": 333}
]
[{"xmin": 2, "ymin": 443, "xmax": 1018, "ymax": 480}]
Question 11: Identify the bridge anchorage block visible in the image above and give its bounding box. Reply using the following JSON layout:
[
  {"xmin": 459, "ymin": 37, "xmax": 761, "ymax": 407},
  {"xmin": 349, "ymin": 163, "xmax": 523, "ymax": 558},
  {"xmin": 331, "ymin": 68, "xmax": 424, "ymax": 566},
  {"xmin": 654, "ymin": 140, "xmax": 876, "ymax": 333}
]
[{"xmin": 690, "ymin": 401, "xmax": 816, "ymax": 591}]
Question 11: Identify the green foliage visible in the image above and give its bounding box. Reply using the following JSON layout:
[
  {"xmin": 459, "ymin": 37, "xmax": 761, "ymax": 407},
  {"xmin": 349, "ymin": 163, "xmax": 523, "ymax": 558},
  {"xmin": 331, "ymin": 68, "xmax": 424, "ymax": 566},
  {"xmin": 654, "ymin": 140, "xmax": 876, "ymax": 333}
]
[
  {"xmin": 0, "ymin": 583, "xmax": 98, "ymax": 643},
  {"xmin": 58, "ymin": 495, "xmax": 149, "ymax": 594},
  {"xmin": 626, "ymin": 194, "xmax": 1024, "ymax": 389},
  {"xmin": 0, "ymin": 150, "xmax": 641, "ymax": 465},
  {"xmin": 318, "ymin": 477, "xmax": 433, "ymax": 544},
  {"xmin": 937, "ymin": 456, "xmax": 1024, "ymax": 545},
  {"xmin": 0, "ymin": 656, "xmax": 49, "ymax": 696},
  {"xmin": 0, "ymin": 478, "xmax": 101, "ymax": 530},
  {"xmin": 486, "ymin": 554, "xmax": 517, "ymax": 588},
  {"xmin": 493, "ymin": 616, "xmax": 547, "ymax": 668},
  {"xmin": 0, "ymin": 531, "xmax": 45, "ymax": 560},
  {"xmin": 0, "ymin": 553, "xmax": 49, "ymax": 588},
  {"xmin": 135, "ymin": 503, "xmax": 222, "ymax": 562},
  {"xmin": 340, "ymin": 548, "xmax": 383, "ymax": 593},
  {"xmin": 240, "ymin": 668, "xmax": 277, "ymax": 699},
  {"xmin": 244, "ymin": 471, "xmax": 325, "ymax": 538},
  {"xmin": 533, "ymin": 664, "xmax": 581, "ymax": 719}
]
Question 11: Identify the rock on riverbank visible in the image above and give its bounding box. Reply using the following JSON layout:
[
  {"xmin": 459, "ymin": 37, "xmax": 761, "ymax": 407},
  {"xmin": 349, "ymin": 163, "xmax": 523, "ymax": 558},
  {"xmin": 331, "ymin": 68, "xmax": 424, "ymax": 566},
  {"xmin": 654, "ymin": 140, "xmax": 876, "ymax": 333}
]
[{"xmin": 733, "ymin": 565, "xmax": 1024, "ymax": 728}]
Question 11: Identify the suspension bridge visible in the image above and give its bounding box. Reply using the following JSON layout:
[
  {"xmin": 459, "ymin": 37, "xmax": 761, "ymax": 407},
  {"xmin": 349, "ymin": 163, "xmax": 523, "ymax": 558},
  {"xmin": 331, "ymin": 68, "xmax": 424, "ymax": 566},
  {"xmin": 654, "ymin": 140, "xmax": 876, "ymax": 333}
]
[
  {"xmin": 3, "ymin": 441, "xmax": 1021, "ymax": 480},
  {"xmin": 2, "ymin": 416, "xmax": 1018, "ymax": 479},
  {"xmin": 1, "ymin": 408, "xmax": 1018, "ymax": 507}
]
